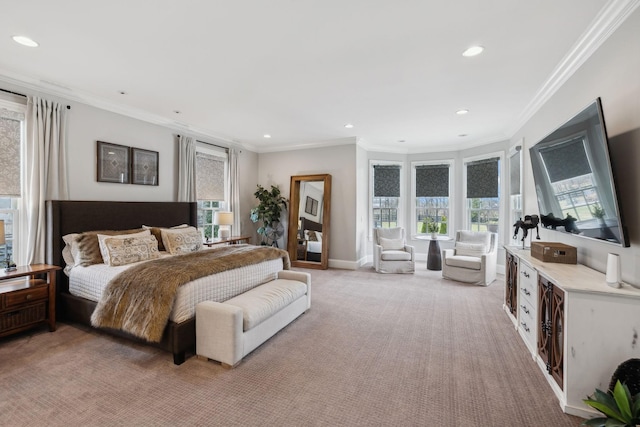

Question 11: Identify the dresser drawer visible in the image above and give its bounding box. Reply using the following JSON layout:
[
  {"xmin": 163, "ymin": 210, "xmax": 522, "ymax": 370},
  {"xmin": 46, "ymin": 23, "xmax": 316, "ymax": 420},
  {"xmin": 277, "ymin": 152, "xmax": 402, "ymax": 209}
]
[
  {"xmin": 519, "ymin": 262, "xmax": 537, "ymax": 303},
  {"xmin": 5, "ymin": 285, "xmax": 48, "ymax": 308},
  {"xmin": 0, "ymin": 301, "xmax": 47, "ymax": 332},
  {"xmin": 518, "ymin": 300, "xmax": 536, "ymax": 346}
]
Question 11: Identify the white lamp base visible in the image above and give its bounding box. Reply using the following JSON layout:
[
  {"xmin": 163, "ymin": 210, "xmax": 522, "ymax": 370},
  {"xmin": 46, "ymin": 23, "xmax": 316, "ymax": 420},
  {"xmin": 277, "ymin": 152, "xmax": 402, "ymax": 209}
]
[{"xmin": 219, "ymin": 228, "xmax": 231, "ymax": 240}]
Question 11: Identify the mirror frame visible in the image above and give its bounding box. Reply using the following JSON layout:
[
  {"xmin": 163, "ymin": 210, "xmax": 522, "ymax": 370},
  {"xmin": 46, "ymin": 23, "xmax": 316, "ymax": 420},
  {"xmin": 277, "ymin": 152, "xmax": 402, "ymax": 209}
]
[{"xmin": 287, "ymin": 174, "xmax": 331, "ymax": 270}]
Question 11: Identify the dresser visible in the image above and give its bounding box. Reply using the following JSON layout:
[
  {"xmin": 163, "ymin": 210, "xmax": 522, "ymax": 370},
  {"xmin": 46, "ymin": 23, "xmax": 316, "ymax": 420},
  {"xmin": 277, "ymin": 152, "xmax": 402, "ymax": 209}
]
[
  {"xmin": 503, "ymin": 247, "xmax": 640, "ymax": 418},
  {"xmin": 0, "ymin": 264, "xmax": 60, "ymax": 338}
]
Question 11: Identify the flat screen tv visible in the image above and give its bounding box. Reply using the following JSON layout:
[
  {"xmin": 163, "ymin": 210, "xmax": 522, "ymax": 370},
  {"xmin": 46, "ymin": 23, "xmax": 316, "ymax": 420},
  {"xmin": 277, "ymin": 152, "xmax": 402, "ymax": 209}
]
[{"xmin": 529, "ymin": 98, "xmax": 629, "ymax": 246}]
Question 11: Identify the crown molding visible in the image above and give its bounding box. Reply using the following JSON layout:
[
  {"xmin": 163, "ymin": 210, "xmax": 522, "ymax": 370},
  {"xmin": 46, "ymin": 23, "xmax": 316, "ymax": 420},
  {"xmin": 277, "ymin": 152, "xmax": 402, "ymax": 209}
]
[{"xmin": 506, "ymin": 0, "xmax": 640, "ymax": 137}]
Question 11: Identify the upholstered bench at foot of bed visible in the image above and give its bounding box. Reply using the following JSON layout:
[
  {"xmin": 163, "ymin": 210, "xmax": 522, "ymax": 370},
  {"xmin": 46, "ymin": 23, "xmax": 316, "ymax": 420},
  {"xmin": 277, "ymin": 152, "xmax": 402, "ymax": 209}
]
[{"xmin": 196, "ymin": 270, "xmax": 311, "ymax": 368}]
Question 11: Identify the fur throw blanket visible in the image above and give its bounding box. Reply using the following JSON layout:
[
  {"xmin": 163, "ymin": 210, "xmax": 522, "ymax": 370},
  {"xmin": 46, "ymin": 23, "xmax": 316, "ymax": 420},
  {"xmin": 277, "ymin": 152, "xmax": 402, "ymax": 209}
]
[{"xmin": 91, "ymin": 245, "xmax": 290, "ymax": 342}]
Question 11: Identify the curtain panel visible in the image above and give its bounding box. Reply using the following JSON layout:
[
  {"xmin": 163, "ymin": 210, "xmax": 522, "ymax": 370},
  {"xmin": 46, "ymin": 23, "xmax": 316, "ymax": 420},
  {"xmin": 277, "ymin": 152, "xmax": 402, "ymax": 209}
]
[
  {"xmin": 229, "ymin": 148, "xmax": 241, "ymax": 234},
  {"xmin": 373, "ymin": 165, "xmax": 400, "ymax": 197},
  {"xmin": 509, "ymin": 150, "xmax": 521, "ymax": 196},
  {"xmin": 416, "ymin": 164, "xmax": 449, "ymax": 197},
  {"xmin": 177, "ymin": 135, "xmax": 196, "ymax": 202},
  {"xmin": 466, "ymin": 157, "xmax": 499, "ymax": 198},
  {"xmin": 23, "ymin": 96, "xmax": 69, "ymax": 264}
]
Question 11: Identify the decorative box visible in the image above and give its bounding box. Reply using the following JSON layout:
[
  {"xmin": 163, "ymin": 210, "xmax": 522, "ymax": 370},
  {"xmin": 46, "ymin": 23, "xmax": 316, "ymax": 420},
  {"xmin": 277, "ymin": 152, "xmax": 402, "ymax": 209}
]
[{"xmin": 530, "ymin": 242, "xmax": 577, "ymax": 264}]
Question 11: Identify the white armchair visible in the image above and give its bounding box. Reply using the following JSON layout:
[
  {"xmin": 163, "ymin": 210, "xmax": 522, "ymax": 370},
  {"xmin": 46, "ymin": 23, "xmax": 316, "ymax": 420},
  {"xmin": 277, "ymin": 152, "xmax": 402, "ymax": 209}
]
[
  {"xmin": 442, "ymin": 231, "xmax": 497, "ymax": 286},
  {"xmin": 373, "ymin": 227, "xmax": 415, "ymax": 274}
]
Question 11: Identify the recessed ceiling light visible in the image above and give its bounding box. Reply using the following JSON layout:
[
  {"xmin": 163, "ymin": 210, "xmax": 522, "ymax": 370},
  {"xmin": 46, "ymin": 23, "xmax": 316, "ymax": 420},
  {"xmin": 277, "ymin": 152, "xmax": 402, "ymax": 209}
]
[
  {"xmin": 119, "ymin": 91, "xmax": 126, "ymax": 95},
  {"xmin": 12, "ymin": 35, "xmax": 39, "ymax": 47},
  {"xmin": 263, "ymin": 134, "xmax": 271, "ymax": 139},
  {"xmin": 458, "ymin": 134, "xmax": 468, "ymax": 137},
  {"xmin": 462, "ymin": 45, "xmax": 484, "ymax": 57},
  {"xmin": 173, "ymin": 110, "xmax": 181, "ymax": 114},
  {"xmin": 456, "ymin": 109, "xmax": 469, "ymax": 115},
  {"xmin": 344, "ymin": 123, "xmax": 354, "ymax": 129},
  {"xmin": 398, "ymin": 140, "xmax": 405, "ymax": 143}
]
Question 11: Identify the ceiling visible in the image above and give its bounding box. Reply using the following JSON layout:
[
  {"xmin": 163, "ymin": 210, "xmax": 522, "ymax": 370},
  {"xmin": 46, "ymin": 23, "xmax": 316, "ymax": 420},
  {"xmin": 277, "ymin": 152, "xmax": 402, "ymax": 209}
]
[{"xmin": 0, "ymin": 0, "xmax": 632, "ymax": 153}]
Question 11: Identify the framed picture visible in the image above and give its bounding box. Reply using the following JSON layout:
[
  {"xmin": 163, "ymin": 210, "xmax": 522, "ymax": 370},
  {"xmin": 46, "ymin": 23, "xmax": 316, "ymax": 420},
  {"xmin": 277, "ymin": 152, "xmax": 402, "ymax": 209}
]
[
  {"xmin": 97, "ymin": 141, "xmax": 130, "ymax": 183},
  {"xmin": 131, "ymin": 148, "xmax": 159, "ymax": 186},
  {"xmin": 305, "ymin": 196, "xmax": 318, "ymax": 216}
]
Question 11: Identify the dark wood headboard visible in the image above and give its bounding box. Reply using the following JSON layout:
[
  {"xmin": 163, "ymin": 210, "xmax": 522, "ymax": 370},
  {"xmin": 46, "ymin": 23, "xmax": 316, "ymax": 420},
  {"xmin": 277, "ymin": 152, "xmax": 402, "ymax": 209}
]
[
  {"xmin": 300, "ymin": 216, "xmax": 322, "ymax": 233},
  {"xmin": 46, "ymin": 200, "xmax": 197, "ymax": 295}
]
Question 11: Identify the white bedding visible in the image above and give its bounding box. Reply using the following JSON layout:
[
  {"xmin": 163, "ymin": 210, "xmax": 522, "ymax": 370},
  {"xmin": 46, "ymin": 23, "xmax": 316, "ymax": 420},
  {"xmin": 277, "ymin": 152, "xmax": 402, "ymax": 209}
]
[
  {"xmin": 69, "ymin": 253, "xmax": 284, "ymax": 323},
  {"xmin": 307, "ymin": 241, "xmax": 322, "ymax": 254}
]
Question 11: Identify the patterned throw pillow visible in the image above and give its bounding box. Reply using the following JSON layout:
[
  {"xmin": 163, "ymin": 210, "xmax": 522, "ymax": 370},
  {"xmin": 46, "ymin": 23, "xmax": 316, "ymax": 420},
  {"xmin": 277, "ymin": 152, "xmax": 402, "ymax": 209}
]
[
  {"xmin": 73, "ymin": 228, "xmax": 145, "ymax": 266},
  {"xmin": 97, "ymin": 230, "xmax": 151, "ymax": 264},
  {"xmin": 102, "ymin": 235, "xmax": 160, "ymax": 266},
  {"xmin": 160, "ymin": 227, "xmax": 203, "ymax": 255},
  {"xmin": 142, "ymin": 224, "xmax": 189, "ymax": 251},
  {"xmin": 307, "ymin": 230, "xmax": 318, "ymax": 241}
]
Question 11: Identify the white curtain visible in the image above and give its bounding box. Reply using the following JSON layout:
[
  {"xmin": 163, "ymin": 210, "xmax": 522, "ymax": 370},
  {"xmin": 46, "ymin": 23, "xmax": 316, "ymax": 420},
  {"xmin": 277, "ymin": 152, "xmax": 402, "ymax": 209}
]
[
  {"xmin": 229, "ymin": 148, "xmax": 241, "ymax": 234},
  {"xmin": 22, "ymin": 96, "xmax": 69, "ymax": 264},
  {"xmin": 177, "ymin": 135, "xmax": 196, "ymax": 202}
]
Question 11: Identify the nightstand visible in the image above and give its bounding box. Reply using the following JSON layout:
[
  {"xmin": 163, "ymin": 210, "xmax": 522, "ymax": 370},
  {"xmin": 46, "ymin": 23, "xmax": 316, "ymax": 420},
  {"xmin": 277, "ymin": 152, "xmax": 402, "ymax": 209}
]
[{"xmin": 0, "ymin": 264, "xmax": 61, "ymax": 338}]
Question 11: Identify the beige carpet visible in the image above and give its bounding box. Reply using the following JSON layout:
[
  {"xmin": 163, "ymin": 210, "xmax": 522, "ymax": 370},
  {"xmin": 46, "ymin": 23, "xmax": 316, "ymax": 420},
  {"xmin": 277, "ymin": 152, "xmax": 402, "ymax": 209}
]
[{"xmin": 0, "ymin": 264, "xmax": 582, "ymax": 426}]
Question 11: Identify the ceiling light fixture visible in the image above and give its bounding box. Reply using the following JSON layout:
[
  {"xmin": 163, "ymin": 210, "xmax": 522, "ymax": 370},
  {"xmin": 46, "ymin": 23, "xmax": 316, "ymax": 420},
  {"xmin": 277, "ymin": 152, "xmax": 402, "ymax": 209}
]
[
  {"xmin": 12, "ymin": 35, "xmax": 39, "ymax": 47},
  {"xmin": 462, "ymin": 45, "xmax": 484, "ymax": 57},
  {"xmin": 263, "ymin": 134, "xmax": 271, "ymax": 139},
  {"xmin": 344, "ymin": 123, "xmax": 354, "ymax": 129},
  {"xmin": 398, "ymin": 140, "xmax": 405, "ymax": 143},
  {"xmin": 456, "ymin": 109, "xmax": 469, "ymax": 115},
  {"xmin": 458, "ymin": 134, "xmax": 468, "ymax": 137}
]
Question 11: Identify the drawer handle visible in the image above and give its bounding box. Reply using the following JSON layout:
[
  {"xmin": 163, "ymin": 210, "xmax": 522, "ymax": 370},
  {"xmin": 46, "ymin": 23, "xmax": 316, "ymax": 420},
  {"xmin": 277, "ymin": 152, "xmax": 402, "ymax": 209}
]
[
  {"xmin": 26, "ymin": 294, "xmax": 33, "ymax": 300},
  {"xmin": 523, "ymin": 271, "xmax": 530, "ymax": 278},
  {"xmin": 520, "ymin": 304, "xmax": 530, "ymax": 315},
  {"xmin": 522, "ymin": 288, "xmax": 531, "ymax": 296},
  {"xmin": 521, "ymin": 322, "xmax": 530, "ymax": 333}
]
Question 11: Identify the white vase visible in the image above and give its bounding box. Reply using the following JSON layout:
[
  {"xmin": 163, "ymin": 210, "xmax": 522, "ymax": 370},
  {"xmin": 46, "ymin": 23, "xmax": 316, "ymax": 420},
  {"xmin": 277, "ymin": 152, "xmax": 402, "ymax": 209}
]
[{"xmin": 431, "ymin": 232, "xmax": 437, "ymax": 239}]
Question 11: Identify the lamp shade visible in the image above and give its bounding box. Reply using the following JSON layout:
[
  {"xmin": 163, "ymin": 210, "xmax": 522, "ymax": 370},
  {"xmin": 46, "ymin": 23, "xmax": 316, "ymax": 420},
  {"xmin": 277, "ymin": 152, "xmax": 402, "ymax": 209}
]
[
  {"xmin": 213, "ymin": 211, "xmax": 234, "ymax": 226},
  {"xmin": 0, "ymin": 220, "xmax": 5, "ymax": 246}
]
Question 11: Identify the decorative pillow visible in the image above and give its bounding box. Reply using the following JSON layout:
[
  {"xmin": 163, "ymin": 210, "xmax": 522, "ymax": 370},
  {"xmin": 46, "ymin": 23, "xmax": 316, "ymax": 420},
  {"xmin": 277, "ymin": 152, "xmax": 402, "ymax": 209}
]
[
  {"xmin": 307, "ymin": 230, "xmax": 318, "ymax": 241},
  {"xmin": 315, "ymin": 231, "xmax": 323, "ymax": 242},
  {"xmin": 455, "ymin": 242, "xmax": 487, "ymax": 257},
  {"xmin": 97, "ymin": 230, "xmax": 151, "ymax": 264},
  {"xmin": 142, "ymin": 224, "xmax": 189, "ymax": 251},
  {"xmin": 62, "ymin": 233, "xmax": 80, "ymax": 274},
  {"xmin": 101, "ymin": 235, "xmax": 160, "ymax": 266},
  {"xmin": 161, "ymin": 227, "xmax": 203, "ymax": 255},
  {"xmin": 379, "ymin": 237, "xmax": 404, "ymax": 251},
  {"xmin": 74, "ymin": 228, "xmax": 145, "ymax": 266}
]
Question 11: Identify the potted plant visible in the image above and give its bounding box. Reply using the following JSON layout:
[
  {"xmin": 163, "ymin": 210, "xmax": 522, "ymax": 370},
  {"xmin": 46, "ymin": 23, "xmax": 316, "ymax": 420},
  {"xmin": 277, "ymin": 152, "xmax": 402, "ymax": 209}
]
[
  {"xmin": 426, "ymin": 217, "xmax": 439, "ymax": 239},
  {"xmin": 582, "ymin": 380, "xmax": 640, "ymax": 426},
  {"xmin": 591, "ymin": 204, "xmax": 606, "ymax": 226},
  {"xmin": 249, "ymin": 184, "xmax": 288, "ymax": 246}
]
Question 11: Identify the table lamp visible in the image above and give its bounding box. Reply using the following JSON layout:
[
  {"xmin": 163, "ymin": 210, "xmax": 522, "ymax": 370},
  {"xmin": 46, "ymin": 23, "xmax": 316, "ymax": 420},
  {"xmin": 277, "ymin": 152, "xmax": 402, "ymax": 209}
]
[{"xmin": 214, "ymin": 211, "xmax": 234, "ymax": 240}]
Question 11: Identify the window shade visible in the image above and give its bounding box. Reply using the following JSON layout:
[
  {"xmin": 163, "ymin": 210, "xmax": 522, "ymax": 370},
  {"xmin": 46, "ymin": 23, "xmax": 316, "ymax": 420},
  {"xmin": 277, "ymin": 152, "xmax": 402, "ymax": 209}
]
[
  {"xmin": 466, "ymin": 157, "xmax": 499, "ymax": 198},
  {"xmin": 373, "ymin": 165, "xmax": 400, "ymax": 197},
  {"xmin": 540, "ymin": 137, "xmax": 591, "ymax": 183},
  {"xmin": 0, "ymin": 109, "xmax": 23, "ymax": 197},
  {"xmin": 416, "ymin": 164, "xmax": 449, "ymax": 197},
  {"xmin": 196, "ymin": 152, "xmax": 225, "ymax": 201},
  {"xmin": 509, "ymin": 151, "xmax": 521, "ymax": 196}
]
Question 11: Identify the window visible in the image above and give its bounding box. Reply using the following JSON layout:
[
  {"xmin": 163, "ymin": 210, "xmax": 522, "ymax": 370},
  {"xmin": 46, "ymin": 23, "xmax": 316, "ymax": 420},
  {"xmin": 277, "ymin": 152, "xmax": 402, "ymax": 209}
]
[
  {"xmin": 195, "ymin": 145, "xmax": 228, "ymax": 239},
  {"xmin": 509, "ymin": 147, "xmax": 523, "ymax": 233},
  {"xmin": 465, "ymin": 156, "xmax": 501, "ymax": 233},
  {"xmin": 413, "ymin": 161, "xmax": 452, "ymax": 237},
  {"xmin": 0, "ymin": 101, "xmax": 25, "ymax": 263},
  {"xmin": 538, "ymin": 136, "xmax": 600, "ymax": 221},
  {"xmin": 371, "ymin": 162, "xmax": 402, "ymax": 229}
]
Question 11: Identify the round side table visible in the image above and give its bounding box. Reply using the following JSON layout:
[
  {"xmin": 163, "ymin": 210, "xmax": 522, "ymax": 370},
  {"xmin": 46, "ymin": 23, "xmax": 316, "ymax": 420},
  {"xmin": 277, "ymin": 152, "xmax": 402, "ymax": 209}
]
[{"xmin": 415, "ymin": 235, "xmax": 452, "ymax": 271}]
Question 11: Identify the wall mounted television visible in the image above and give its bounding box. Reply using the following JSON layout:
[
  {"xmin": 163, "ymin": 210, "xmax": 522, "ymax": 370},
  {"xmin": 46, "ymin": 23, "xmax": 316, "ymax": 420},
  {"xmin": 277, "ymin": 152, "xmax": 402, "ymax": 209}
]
[{"xmin": 529, "ymin": 98, "xmax": 629, "ymax": 247}]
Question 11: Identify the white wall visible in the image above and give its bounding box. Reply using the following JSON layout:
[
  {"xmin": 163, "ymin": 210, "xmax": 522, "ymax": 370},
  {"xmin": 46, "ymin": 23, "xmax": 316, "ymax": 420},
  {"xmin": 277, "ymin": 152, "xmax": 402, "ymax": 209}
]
[
  {"xmin": 512, "ymin": 8, "xmax": 640, "ymax": 286},
  {"xmin": 257, "ymin": 142, "xmax": 357, "ymax": 267}
]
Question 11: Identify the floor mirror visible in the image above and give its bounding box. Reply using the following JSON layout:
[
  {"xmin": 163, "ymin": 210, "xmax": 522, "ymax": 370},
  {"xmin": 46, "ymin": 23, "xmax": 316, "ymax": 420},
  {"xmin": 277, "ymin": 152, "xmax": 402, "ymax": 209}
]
[{"xmin": 287, "ymin": 174, "xmax": 331, "ymax": 270}]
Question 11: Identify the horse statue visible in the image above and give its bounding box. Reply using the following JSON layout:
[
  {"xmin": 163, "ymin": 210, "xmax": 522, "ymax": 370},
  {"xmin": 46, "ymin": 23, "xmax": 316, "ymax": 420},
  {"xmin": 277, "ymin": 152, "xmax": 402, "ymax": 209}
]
[{"xmin": 513, "ymin": 214, "xmax": 541, "ymax": 243}]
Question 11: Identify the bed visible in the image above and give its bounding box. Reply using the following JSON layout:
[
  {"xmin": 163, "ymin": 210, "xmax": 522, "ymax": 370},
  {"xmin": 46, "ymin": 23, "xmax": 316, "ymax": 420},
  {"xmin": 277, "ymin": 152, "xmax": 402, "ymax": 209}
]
[
  {"xmin": 299, "ymin": 217, "xmax": 323, "ymax": 262},
  {"xmin": 45, "ymin": 200, "xmax": 285, "ymax": 364}
]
